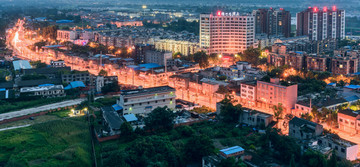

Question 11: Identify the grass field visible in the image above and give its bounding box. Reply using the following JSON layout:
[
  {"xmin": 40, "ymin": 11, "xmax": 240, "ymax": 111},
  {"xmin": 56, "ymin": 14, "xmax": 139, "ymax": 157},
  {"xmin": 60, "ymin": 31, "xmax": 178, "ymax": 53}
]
[{"xmin": 0, "ymin": 117, "xmax": 92, "ymax": 167}]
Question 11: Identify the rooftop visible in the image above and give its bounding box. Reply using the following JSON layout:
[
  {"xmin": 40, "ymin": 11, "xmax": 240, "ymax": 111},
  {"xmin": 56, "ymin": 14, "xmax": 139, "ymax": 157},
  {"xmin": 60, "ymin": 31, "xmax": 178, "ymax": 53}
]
[
  {"xmin": 13, "ymin": 60, "xmax": 32, "ymax": 71},
  {"xmin": 101, "ymin": 106, "xmax": 123, "ymax": 130},
  {"xmin": 338, "ymin": 109, "xmax": 360, "ymax": 118},
  {"xmin": 20, "ymin": 85, "xmax": 64, "ymax": 93},
  {"xmin": 289, "ymin": 117, "xmax": 319, "ymax": 128},
  {"xmin": 220, "ymin": 146, "xmax": 244, "ymax": 156},
  {"xmin": 121, "ymin": 86, "xmax": 175, "ymax": 96}
]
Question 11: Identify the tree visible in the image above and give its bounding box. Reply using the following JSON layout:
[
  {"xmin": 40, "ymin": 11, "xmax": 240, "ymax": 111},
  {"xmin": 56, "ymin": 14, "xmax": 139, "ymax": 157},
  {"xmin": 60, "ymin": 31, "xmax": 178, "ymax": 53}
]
[
  {"xmin": 120, "ymin": 122, "xmax": 133, "ymax": 138},
  {"xmin": 184, "ymin": 134, "xmax": 215, "ymax": 162},
  {"xmin": 219, "ymin": 157, "xmax": 247, "ymax": 167},
  {"xmin": 327, "ymin": 150, "xmax": 338, "ymax": 167},
  {"xmin": 144, "ymin": 106, "xmax": 176, "ymax": 131},
  {"xmin": 101, "ymin": 81, "xmax": 120, "ymax": 94},
  {"xmin": 238, "ymin": 47, "xmax": 261, "ymax": 65},
  {"xmin": 289, "ymin": 154, "xmax": 296, "ymax": 167},
  {"xmin": 125, "ymin": 136, "xmax": 181, "ymax": 167},
  {"xmin": 273, "ymin": 103, "xmax": 284, "ymax": 124},
  {"xmin": 192, "ymin": 51, "xmax": 209, "ymax": 68},
  {"xmin": 301, "ymin": 113, "xmax": 313, "ymax": 121},
  {"xmin": 301, "ymin": 150, "xmax": 327, "ymax": 167},
  {"xmin": 219, "ymin": 98, "xmax": 243, "ymax": 123},
  {"xmin": 98, "ymin": 69, "xmax": 108, "ymax": 76},
  {"xmin": 30, "ymin": 60, "xmax": 47, "ymax": 68},
  {"xmin": 311, "ymin": 107, "xmax": 321, "ymax": 123},
  {"xmin": 338, "ymin": 80, "xmax": 345, "ymax": 87}
]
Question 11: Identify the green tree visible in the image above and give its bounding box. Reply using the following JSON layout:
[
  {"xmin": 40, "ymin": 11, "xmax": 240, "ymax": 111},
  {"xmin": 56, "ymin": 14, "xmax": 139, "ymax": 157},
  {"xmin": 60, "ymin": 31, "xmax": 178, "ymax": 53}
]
[
  {"xmin": 290, "ymin": 154, "xmax": 296, "ymax": 167},
  {"xmin": 144, "ymin": 106, "xmax": 176, "ymax": 131},
  {"xmin": 273, "ymin": 103, "xmax": 284, "ymax": 124},
  {"xmin": 219, "ymin": 157, "xmax": 246, "ymax": 167},
  {"xmin": 98, "ymin": 69, "xmax": 108, "ymax": 76},
  {"xmin": 219, "ymin": 98, "xmax": 243, "ymax": 123},
  {"xmin": 238, "ymin": 47, "xmax": 262, "ymax": 65},
  {"xmin": 193, "ymin": 51, "xmax": 209, "ymax": 68},
  {"xmin": 184, "ymin": 134, "xmax": 215, "ymax": 162},
  {"xmin": 126, "ymin": 136, "xmax": 181, "ymax": 167},
  {"xmin": 327, "ymin": 150, "xmax": 338, "ymax": 167},
  {"xmin": 120, "ymin": 122, "xmax": 133, "ymax": 138},
  {"xmin": 101, "ymin": 81, "xmax": 120, "ymax": 94},
  {"xmin": 302, "ymin": 150, "xmax": 327, "ymax": 167}
]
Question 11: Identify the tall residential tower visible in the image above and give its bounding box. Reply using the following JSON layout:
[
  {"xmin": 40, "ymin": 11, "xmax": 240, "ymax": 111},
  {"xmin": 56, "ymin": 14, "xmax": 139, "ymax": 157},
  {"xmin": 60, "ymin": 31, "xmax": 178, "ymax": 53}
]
[
  {"xmin": 296, "ymin": 6, "xmax": 345, "ymax": 40},
  {"xmin": 200, "ymin": 12, "xmax": 255, "ymax": 55}
]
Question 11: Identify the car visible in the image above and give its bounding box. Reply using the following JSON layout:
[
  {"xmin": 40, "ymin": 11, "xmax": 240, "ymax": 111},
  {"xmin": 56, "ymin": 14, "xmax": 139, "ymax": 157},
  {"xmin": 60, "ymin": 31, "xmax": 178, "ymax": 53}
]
[{"xmin": 29, "ymin": 117, "xmax": 34, "ymax": 120}]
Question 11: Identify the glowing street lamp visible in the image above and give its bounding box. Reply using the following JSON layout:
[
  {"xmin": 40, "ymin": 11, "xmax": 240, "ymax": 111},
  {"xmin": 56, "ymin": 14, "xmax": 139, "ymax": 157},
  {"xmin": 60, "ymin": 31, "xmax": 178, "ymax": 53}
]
[{"xmin": 218, "ymin": 54, "xmax": 222, "ymax": 58}]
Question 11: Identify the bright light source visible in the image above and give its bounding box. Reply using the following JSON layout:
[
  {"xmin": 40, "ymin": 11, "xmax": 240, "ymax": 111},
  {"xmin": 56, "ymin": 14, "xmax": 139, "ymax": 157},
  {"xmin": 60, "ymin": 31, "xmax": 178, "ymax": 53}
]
[
  {"xmin": 218, "ymin": 54, "xmax": 222, "ymax": 58},
  {"xmin": 217, "ymin": 11, "xmax": 222, "ymax": 16},
  {"xmin": 323, "ymin": 7, "xmax": 327, "ymax": 12},
  {"xmin": 332, "ymin": 6, "xmax": 336, "ymax": 11},
  {"xmin": 142, "ymin": 5, "xmax": 147, "ymax": 9}
]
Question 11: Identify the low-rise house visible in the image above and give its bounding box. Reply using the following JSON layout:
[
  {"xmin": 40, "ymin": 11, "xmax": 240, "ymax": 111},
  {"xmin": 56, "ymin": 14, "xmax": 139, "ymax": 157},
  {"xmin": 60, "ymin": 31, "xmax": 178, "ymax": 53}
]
[
  {"xmin": 101, "ymin": 106, "xmax": 123, "ymax": 135},
  {"xmin": 309, "ymin": 134, "xmax": 358, "ymax": 161},
  {"xmin": 338, "ymin": 109, "xmax": 360, "ymax": 134},
  {"xmin": 241, "ymin": 108, "xmax": 273, "ymax": 127},
  {"xmin": 289, "ymin": 117, "xmax": 323, "ymax": 140}
]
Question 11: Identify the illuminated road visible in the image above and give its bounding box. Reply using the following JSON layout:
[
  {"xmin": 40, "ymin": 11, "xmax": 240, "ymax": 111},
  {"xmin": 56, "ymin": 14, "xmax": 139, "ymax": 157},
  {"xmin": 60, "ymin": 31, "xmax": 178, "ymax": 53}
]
[{"xmin": 0, "ymin": 98, "xmax": 87, "ymax": 121}]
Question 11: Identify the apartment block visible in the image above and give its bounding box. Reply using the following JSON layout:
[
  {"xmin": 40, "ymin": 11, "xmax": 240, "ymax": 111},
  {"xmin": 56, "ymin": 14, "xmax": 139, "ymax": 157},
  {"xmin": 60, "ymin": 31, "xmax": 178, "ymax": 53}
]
[
  {"xmin": 200, "ymin": 12, "xmax": 255, "ymax": 55},
  {"xmin": 297, "ymin": 6, "xmax": 345, "ymax": 40},
  {"xmin": 118, "ymin": 86, "xmax": 176, "ymax": 115},
  {"xmin": 256, "ymin": 78, "xmax": 298, "ymax": 113}
]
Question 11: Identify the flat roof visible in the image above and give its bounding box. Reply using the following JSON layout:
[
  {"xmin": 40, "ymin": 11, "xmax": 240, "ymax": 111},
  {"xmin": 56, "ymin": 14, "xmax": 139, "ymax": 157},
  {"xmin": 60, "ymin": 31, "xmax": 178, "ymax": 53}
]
[
  {"xmin": 20, "ymin": 85, "xmax": 64, "ymax": 93},
  {"xmin": 123, "ymin": 114, "xmax": 138, "ymax": 122},
  {"xmin": 121, "ymin": 86, "xmax": 175, "ymax": 96}
]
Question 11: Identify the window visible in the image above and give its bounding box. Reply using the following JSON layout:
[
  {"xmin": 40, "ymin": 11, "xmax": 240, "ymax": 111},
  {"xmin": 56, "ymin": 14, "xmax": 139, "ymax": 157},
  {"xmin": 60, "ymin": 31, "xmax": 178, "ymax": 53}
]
[{"xmin": 341, "ymin": 148, "xmax": 345, "ymax": 153}]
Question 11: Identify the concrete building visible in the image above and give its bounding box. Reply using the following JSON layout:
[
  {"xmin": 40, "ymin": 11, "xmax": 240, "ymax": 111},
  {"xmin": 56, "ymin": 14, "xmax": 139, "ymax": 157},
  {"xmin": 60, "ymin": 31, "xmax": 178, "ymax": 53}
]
[
  {"xmin": 284, "ymin": 51, "xmax": 306, "ymax": 70},
  {"xmin": 61, "ymin": 71, "xmax": 90, "ymax": 85},
  {"xmin": 101, "ymin": 106, "xmax": 123, "ymax": 135},
  {"xmin": 338, "ymin": 109, "xmax": 360, "ymax": 134},
  {"xmin": 50, "ymin": 60, "xmax": 65, "ymax": 67},
  {"xmin": 241, "ymin": 108, "xmax": 273, "ymax": 127},
  {"xmin": 154, "ymin": 39, "xmax": 199, "ymax": 56},
  {"xmin": 200, "ymin": 12, "xmax": 255, "ymax": 55},
  {"xmin": 331, "ymin": 55, "xmax": 358, "ymax": 75},
  {"xmin": 253, "ymin": 8, "xmax": 291, "ymax": 37},
  {"xmin": 145, "ymin": 50, "xmax": 172, "ymax": 66},
  {"xmin": 240, "ymin": 81, "xmax": 257, "ymax": 107},
  {"xmin": 306, "ymin": 54, "xmax": 329, "ymax": 72},
  {"xmin": 20, "ymin": 85, "xmax": 65, "ymax": 98},
  {"xmin": 118, "ymin": 86, "xmax": 176, "ymax": 115},
  {"xmin": 57, "ymin": 30, "xmax": 79, "ymax": 41},
  {"xmin": 256, "ymin": 78, "xmax": 298, "ymax": 113},
  {"xmin": 311, "ymin": 134, "xmax": 359, "ymax": 161},
  {"xmin": 297, "ymin": 7, "xmax": 345, "ymax": 40},
  {"xmin": 289, "ymin": 117, "xmax": 323, "ymax": 140},
  {"xmin": 111, "ymin": 20, "xmax": 143, "ymax": 27}
]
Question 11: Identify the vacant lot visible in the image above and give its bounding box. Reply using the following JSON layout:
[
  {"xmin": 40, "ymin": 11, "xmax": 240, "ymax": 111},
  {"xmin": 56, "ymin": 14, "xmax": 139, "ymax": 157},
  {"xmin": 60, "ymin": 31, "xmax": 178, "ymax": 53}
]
[{"xmin": 0, "ymin": 117, "xmax": 92, "ymax": 167}]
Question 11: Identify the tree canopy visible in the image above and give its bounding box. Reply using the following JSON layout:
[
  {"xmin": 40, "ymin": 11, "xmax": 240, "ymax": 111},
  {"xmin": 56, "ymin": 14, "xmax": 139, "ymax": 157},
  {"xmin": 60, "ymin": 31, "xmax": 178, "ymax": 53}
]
[{"xmin": 144, "ymin": 106, "xmax": 176, "ymax": 131}]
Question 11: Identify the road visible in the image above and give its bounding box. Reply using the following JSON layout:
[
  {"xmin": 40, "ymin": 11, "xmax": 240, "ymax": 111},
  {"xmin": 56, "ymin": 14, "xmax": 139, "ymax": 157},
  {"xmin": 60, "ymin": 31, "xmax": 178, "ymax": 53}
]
[
  {"xmin": 0, "ymin": 124, "xmax": 31, "ymax": 132},
  {"xmin": 0, "ymin": 98, "xmax": 87, "ymax": 121}
]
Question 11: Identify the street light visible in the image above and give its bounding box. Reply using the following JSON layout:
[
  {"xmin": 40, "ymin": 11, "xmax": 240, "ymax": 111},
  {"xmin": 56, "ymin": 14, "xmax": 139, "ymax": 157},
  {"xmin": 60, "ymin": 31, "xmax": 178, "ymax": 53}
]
[{"xmin": 218, "ymin": 54, "xmax": 222, "ymax": 58}]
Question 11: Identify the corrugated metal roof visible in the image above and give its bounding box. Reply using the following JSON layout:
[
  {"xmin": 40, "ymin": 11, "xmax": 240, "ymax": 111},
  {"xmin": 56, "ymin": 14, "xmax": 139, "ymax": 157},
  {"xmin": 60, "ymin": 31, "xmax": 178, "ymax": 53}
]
[
  {"xmin": 123, "ymin": 114, "xmax": 138, "ymax": 122},
  {"xmin": 13, "ymin": 60, "xmax": 32, "ymax": 71},
  {"xmin": 220, "ymin": 146, "xmax": 244, "ymax": 155}
]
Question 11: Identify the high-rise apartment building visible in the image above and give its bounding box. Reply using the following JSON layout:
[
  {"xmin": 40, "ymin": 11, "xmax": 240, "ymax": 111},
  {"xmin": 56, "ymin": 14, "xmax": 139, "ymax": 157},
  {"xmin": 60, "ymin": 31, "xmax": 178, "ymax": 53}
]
[
  {"xmin": 296, "ymin": 6, "xmax": 345, "ymax": 40},
  {"xmin": 252, "ymin": 8, "xmax": 291, "ymax": 37},
  {"xmin": 200, "ymin": 12, "xmax": 255, "ymax": 55}
]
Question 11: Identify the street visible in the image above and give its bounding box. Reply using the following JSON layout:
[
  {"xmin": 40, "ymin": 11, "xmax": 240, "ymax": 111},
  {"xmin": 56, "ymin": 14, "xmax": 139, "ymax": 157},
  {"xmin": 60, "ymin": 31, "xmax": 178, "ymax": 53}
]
[{"xmin": 0, "ymin": 98, "xmax": 87, "ymax": 121}]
